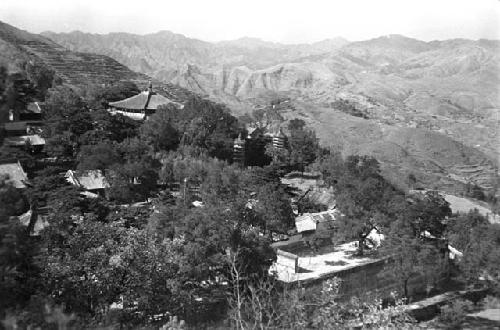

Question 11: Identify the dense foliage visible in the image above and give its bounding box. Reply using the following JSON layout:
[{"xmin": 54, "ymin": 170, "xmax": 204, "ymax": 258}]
[{"xmin": 1, "ymin": 79, "xmax": 498, "ymax": 329}]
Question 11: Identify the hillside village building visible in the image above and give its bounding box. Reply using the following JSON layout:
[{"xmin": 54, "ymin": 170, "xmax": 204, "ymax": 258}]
[
  {"xmin": 18, "ymin": 207, "xmax": 50, "ymax": 236},
  {"xmin": 65, "ymin": 169, "xmax": 110, "ymax": 197},
  {"xmin": 3, "ymin": 102, "xmax": 45, "ymax": 150},
  {"xmin": 295, "ymin": 208, "xmax": 338, "ymax": 248},
  {"xmin": 108, "ymin": 82, "xmax": 182, "ymax": 120},
  {"xmin": 0, "ymin": 161, "xmax": 29, "ymax": 188},
  {"xmin": 272, "ymin": 205, "xmax": 450, "ymax": 299}
]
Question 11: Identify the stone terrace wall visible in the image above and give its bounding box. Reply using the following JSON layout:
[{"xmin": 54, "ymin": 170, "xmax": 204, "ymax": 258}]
[
  {"xmin": 295, "ymin": 258, "xmax": 430, "ymax": 300},
  {"xmin": 276, "ymin": 249, "xmax": 298, "ymax": 274}
]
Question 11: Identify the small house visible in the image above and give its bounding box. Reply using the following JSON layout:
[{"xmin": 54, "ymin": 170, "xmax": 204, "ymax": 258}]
[
  {"xmin": 65, "ymin": 169, "xmax": 110, "ymax": 196},
  {"xmin": 19, "ymin": 102, "xmax": 43, "ymax": 121},
  {"xmin": 0, "ymin": 161, "xmax": 29, "ymax": 189},
  {"xmin": 2, "ymin": 118, "xmax": 45, "ymax": 151}
]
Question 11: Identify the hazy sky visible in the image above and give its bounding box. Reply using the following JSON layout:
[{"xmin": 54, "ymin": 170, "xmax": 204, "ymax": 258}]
[{"xmin": 0, "ymin": 0, "xmax": 498, "ymax": 43}]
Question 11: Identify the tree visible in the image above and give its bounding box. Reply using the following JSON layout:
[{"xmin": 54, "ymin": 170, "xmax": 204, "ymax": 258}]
[
  {"xmin": 0, "ymin": 71, "xmax": 37, "ymax": 122},
  {"xmin": 245, "ymin": 132, "xmax": 272, "ymax": 167},
  {"xmin": 406, "ymin": 191, "xmax": 451, "ymax": 239},
  {"xmin": 43, "ymin": 86, "xmax": 87, "ymax": 120},
  {"xmin": 42, "ymin": 86, "xmax": 94, "ymax": 157},
  {"xmin": 287, "ymin": 119, "xmax": 320, "ymax": 172},
  {"xmin": 382, "ymin": 218, "xmax": 447, "ymax": 298},
  {"xmin": 331, "ymin": 156, "xmax": 405, "ymax": 255},
  {"xmin": 82, "ymin": 81, "xmax": 140, "ymax": 110},
  {"xmin": 253, "ymin": 183, "xmax": 295, "ymax": 235},
  {"xmin": 77, "ymin": 142, "xmax": 122, "ymax": 172},
  {"xmin": 199, "ymin": 161, "xmax": 241, "ymax": 206},
  {"xmin": 464, "ymin": 182, "xmax": 486, "ymax": 201},
  {"xmin": 446, "ymin": 210, "xmax": 489, "ymax": 251},
  {"xmin": 250, "ymin": 106, "xmax": 284, "ymax": 129},
  {"xmin": 0, "ymin": 180, "xmax": 39, "ymax": 314},
  {"xmin": 107, "ymin": 163, "xmax": 158, "ymax": 204},
  {"xmin": 287, "ymin": 118, "xmax": 306, "ymax": 131},
  {"xmin": 0, "ymin": 176, "xmax": 28, "ymax": 216},
  {"xmin": 157, "ymin": 97, "xmax": 241, "ymax": 161},
  {"xmin": 115, "ymin": 229, "xmax": 188, "ymax": 325},
  {"xmin": 0, "ymin": 145, "xmax": 35, "ymax": 169},
  {"xmin": 41, "ymin": 220, "xmax": 128, "ymax": 316},
  {"xmin": 79, "ymin": 110, "xmax": 139, "ymax": 145},
  {"xmin": 24, "ymin": 60, "xmax": 55, "ymax": 99},
  {"xmin": 331, "ymin": 99, "xmax": 368, "ymax": 118},
  {"xmin": 446, "ymin": 211, "xmax": 500, "ymax": 289},
  {"xmin": 139, "ymin": 110, "xmax": 180, "ymax": 152},
  {"xmin": 105, "ymin": 138, "xmax": 159, "ymax": 203},
  {"xmin": 265, "ymin": 143, "xmax": 290, "ymax": 167}
]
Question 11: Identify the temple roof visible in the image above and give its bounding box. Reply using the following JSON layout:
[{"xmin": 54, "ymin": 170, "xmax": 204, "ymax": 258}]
[
  {"xmin": 26, "ymin": 102, "xmax": 42, "ymax": 113},
  {"xmin": 3, "ymin": 135, "xmax": 45, "ymax": 146},
  {"xmin": 295, "ymin": 209, "xmax": 339, "ymax": 233},
  {"xmin": 108, "ymin": 90, "xmax": 180, "ymax": 111}
]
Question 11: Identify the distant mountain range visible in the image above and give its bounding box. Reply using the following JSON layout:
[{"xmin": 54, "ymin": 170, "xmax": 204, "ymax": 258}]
[
  {"xmin": 1, "ymin": 21, "xmax": 498, "ymax": 195},
  {"xmin": 41, "ymin": 29, "xmax": 500, "ymax": 194}
]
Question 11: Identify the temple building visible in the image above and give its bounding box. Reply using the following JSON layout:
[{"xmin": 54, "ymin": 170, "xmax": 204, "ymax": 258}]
[
  {"xmin": 270, "ymin": 128, "xmax": 286, "ymax": 149},
  {"xmin": 233, "ymin": 134, "xmax": 246, "ymax": 165},
  {"xmin": 108, "ymin": 82, "xmax": 182, "ymax": 120}
]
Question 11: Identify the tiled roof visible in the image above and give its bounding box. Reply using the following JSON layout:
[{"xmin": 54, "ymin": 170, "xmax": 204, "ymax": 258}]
[
  {"xmin": 18, "ymin": 209, "xmax": 49, "ymax": 236},
  {"xmin": 109, "ymin": 91, "xmax": 180, "ymax": 111},
  {"xmin": 146, "ymin": 93, "xmax": 179, "ymax": 110},
  {"xmin": 3, "ymin": 134, "xmax": 45, "ymax": 146},
  {"xmin": 26, "ymin": 102, "xmax": 42, "ymax": 113},
  {"xmin": 295, "ymin": 209, "xmax": 339, "ymax": 233},
  {"xmin": 65, "ymin": 169, "xmax": 110, "ymax": 190},
  {"xmin": 0, "ymin": 162, "xmax": 29, "ymax": 188}
]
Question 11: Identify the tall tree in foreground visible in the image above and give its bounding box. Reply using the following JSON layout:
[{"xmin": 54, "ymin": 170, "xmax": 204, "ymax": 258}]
[
  {"xmin": 139, "ymin": 109, "xmax": 180, "ymax": 152},
  {"xmin": 287, "ymin": 118, "xmax": 320, "ymax": 172},
  {"xmin": 0, "ymin": 180, "xmax": 39, "ymax": 314},
  {"xmin": 329, "ymin": 155, "xmax": 405, "ymax": 255},
  {"xmin": 447, "ymin": 210, "xmax": 500, "ymax": 291},
  {"xmin": 382, "ymin": 218, "xmax": 447, "ymax": 298}
]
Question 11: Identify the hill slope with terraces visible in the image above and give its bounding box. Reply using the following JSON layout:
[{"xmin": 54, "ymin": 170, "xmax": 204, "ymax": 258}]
[{"xmin": 0, "ymin": 21, "xmax": 194, "ymax": 102}]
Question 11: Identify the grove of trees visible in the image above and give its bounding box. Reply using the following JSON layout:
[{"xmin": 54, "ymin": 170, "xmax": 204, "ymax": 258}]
[{"xmin": 1, "ymin": 78, "xmax": 499, "ymax": 329}]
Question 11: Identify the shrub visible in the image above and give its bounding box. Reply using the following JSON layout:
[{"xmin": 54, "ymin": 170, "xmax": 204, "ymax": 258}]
[
  {"xmin": 437, "ymin": 299, "xmax": 474, "ymax": 329},
  {"xmin": 481, "ymin": 295, "xmax": 500, "ymax": 309}
]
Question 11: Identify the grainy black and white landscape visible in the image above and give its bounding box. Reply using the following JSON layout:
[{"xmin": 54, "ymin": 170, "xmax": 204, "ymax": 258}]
[{"xmin": 0, "ymin": 1, "xmax": 499, "ymax": 329}]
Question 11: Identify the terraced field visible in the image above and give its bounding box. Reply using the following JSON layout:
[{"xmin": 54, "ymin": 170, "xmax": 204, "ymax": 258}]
[{"xmin": 0, "ymin": 21, "xmax": 195, "ymax": 103}]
